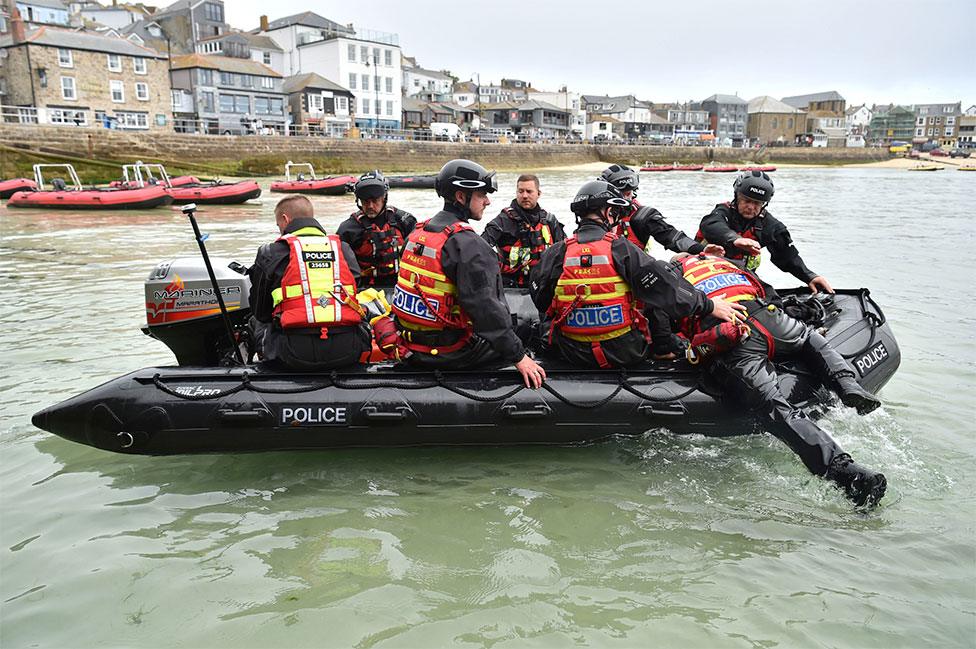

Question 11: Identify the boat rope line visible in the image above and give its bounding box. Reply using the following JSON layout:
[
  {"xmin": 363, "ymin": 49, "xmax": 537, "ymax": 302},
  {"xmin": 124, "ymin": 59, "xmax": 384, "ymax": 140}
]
[{"xmin": 150, "ymin": 370, "xmax": 700, "ymax": 409}]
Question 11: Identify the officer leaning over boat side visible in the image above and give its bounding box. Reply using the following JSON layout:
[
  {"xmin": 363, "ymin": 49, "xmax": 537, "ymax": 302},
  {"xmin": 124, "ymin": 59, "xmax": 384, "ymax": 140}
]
[
  {"xmin": 601, "ymin": 164, "xmax": 724, "ymax": 359},
  {"xmin": 673, "ymin": 252, "xmax": 885, "ymax": 506},
  {"xmin": 481, "ymin": 173, "xmax": 566, "ymax": 288},
  {"xmin": 336, "ymin": 170, "xmax": 417, "ymax": 289},
  {"xmin": 390, "ymin": 159, "xmax": 547, "ymax": 389},
  {"xmin": 698, "ymin": 171, "xmax": 833, "ymax": 293},
  {"xmin": 248, "ymin": 194, "xmax": 372, "ymax": 371},
  {"xmin": 529, "ymin": 179, "xmax": 745, "ymax": 369}
]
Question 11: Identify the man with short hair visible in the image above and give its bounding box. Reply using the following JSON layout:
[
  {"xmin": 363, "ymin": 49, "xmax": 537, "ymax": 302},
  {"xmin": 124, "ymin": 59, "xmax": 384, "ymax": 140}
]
[
  {"xmin": 391, "ymin": 159, "xmax": 547, "ymax": 389},
  {"xmin": 482, "ymin": 174, "xmax": 566, "ymax": 288},
  {"xmin": 337, "ymin": 170, "xmax": 416, "ymax": 289},
  {"xmin": 248, "ymin": 195, "xmax": 371, "ymax": 370}
]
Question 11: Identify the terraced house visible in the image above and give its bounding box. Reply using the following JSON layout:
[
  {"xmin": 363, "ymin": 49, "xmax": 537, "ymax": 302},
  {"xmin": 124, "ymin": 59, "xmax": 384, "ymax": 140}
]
[{"xmin": 0, "ymin": 20, "xmax": 171, "ymax": 130}]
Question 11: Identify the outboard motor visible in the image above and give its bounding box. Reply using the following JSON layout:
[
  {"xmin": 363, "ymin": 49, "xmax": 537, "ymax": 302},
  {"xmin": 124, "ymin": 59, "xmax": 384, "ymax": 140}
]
[{"xmin": 143, "ymin": 258, "xmax": 251, "ymax": 366}]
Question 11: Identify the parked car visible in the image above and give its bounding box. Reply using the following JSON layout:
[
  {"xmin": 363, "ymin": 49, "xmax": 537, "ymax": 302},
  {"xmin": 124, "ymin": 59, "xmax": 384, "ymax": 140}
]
[
  {"xmin": 949, "ymin": 149, "xmax": 971, "ymax": 158},
  {"xmin": 929, "ymin": 148, "xmax": 948, "ymax": 157},
  {"xmin": 907, "ymin": 149, "xmax": 921, "ymax": 159}
]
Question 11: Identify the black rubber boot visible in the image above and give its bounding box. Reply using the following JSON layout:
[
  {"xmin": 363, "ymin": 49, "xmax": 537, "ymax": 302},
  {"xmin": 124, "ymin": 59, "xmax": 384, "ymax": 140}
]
[
  {"xmin": 825, "ymin": 453, "xmax": 887, "ymax": 507},
  {"xmin": 834, "ymin": 373, "xmax": 882, "ymax": 415}
]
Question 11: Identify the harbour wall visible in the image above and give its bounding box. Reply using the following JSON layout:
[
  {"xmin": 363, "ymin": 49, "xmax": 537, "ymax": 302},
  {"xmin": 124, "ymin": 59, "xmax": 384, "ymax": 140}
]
[{"xmin": 0, "ymin": 125, "xmax": 889, "ymax": 179}]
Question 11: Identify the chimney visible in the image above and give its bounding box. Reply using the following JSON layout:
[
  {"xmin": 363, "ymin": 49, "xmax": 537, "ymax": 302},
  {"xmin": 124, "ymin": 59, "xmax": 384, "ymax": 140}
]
[
  {"xmin": 259, "ymin": 15, "xmax": 269, "ymax": 32},
  {"xmin": 10, "ymin": 7, "xmax": 26, "ymax": 44}
]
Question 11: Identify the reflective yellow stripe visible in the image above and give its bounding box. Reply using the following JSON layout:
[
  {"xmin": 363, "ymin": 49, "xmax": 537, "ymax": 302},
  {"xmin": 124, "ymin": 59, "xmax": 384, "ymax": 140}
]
[
  {"xmin": 400, "ymin": 258, "xmax": 450, "ymax": 283},
  {"xmin": 562, "ymin": 328, "xmax": 631, "ymax": 342},
  {"xmin": 271, "ymin": 287, "xmax": 283, "ymax": 304}
]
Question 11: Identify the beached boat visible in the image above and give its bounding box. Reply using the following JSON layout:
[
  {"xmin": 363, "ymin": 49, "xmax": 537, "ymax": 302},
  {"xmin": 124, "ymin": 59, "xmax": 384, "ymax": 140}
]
[
  {"xmin": 640, "ymin": 162, "xmax": 673, "ymax": 172},
  {"xmin": 739, "ymin": 165, "xmax": 777, "ymax": 172},
  {"xmin": 672, "ymin": 163, "xmax": 704, "ymax": 171},
  {"xmin": 0, "ymin": 177, "xmax": 37, "ymax": 199},
  {"xmin": 117, "ymin": 163, "xmax": 261, "ymax": 205},
  {"xmin": 958, "ymin": 166, "xmax": 976, "ymax": 172},
  {"xmin": 703, "ymin": 163, "xmax": 739, "ymax": 173},
  {"xmin": 32, "ymin": 256, "xmax": 900, "ymax": 455},
  {"xmin": 6, "ymin": 164, "xmax": 171, "ymax": 210},
  {"xmin": 907, "ymin": 165, "xmax": 944, "ymax": 172},
  {"xmin": 270, "ymin": 162, "xmax": 355, "ymax": 195}
]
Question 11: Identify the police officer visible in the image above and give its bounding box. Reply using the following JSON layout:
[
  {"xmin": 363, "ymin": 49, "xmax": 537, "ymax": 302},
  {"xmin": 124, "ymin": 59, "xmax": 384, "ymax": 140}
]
[
  {"xmin": 698, "ymin": 171, "xmax": 833, "ymax": 293},
  {"xmin": 337, "ymin": 170, "xmax": 416, "ymax": 289},
  {"xmin": 600, "ymin": 164, "xmax": 723, "ymax": 359},
  {"xmin": 675, "ymin": 253, "xmax": 885, "ymax": 506},
  {"xmin": 391, "ymin": 159, "xmax": 547, "ymax": 389},
  {"xmin": 248, "ymin": 195, "xmax": 371, "ymax": 371},
  {"xmin": 529, "ymin": 180, "xmax": 745, "ymax": 369},
  {"xmin": 481, "ymin": 173, "xmax": 566, "ymax": 288}
]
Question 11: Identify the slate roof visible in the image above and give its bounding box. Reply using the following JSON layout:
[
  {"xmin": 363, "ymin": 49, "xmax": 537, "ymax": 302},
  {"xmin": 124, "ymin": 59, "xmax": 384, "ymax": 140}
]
[
  {"xmin": 170, "ymin": 53, "xmax": 281, "ymax": 77},
  {"xmin": 781, "ymin": 90, "xmax": 844, "ymax": 108},
  {"xmin": 702, "ymin": 94, "xmax": 747, "ymax": 105},
  {"xmin": 748, "ymin": 96, "xmax": 805, "ymax": 114},
  {"xmin": 282, "ymin": 72, "xmax": 351, "ymax": 94},
  {"xmin": 0, "ymin": 25, "xmax": 165, "ymax": 58},
  {"xmin": 262, "ymin": 12, "xmax": 353, "ymax": 34}
]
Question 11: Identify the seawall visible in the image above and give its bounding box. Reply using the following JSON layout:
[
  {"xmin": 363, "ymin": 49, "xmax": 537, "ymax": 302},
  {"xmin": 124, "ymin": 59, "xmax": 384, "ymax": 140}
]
[{"xmin": 0, "ymin": 125, "xmax": 890, "ymax": 180}]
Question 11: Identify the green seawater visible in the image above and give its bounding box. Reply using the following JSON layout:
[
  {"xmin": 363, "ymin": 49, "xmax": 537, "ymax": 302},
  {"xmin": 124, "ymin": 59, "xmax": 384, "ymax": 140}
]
[{"xmin": 1, "ymin": 167, "xmax": 974, "ymax": 647}]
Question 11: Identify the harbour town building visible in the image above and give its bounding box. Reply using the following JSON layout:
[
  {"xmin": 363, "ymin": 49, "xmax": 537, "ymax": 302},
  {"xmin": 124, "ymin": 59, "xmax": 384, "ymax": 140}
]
[
  {"xmin": 0, "ymin": 21, "xmax": 171, "ymax": 130},
  {"xmin": 913, "ymin": 102, "xmax": 961, "ymax": 147},
  {"xmin": 282, "ymin": 72, "xmax": 354, "ymax": 136},
  {"xmin": 746, "ymin": 96, "xmax": 806, "ymax": 146},
  {"xmin": 253, "ymin": 12, "xmax": 402, "ymax": 130},
  {"xmin": 867, "ymin": 105, "xmax": 915, "ymax": 145},
  {"xmin": 701, "ymin": 94, "xmax": 748, "ymax": 147},
  {"xmin": 782, "ymin": 90, "xmax": 847, "ymax": 147}
]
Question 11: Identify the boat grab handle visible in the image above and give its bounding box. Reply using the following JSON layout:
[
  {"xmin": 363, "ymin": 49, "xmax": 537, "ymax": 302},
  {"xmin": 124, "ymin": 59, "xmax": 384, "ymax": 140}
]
[
  {"xmin": 637, "ymin": 403, "xmax": 686, "ymax": 417},
  {"xmin": 362, "ymin": 406, "xmax": 411, "ymax": 422},
  {"xmin": 217, "ymin": 408, "xmax": 270, "ymax": 423},
  {"xmin": 501, "ymin": 404, "xmax": 552, "ymax": 419}
]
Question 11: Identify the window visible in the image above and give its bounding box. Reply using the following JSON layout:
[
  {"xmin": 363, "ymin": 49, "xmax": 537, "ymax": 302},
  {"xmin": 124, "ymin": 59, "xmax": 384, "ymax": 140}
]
[
  {"xmin": 220, "ymin": 72, "xmax": 234, "ymax": 85},
  {"xmin": 219, "ymin": 94, "xmax": 249, "ymax": 113},
  {"xmin": 61, "ymin": 76, "xmax": 76, "ymax": 100},
  {"xmin": 771, "ymin": 118, "xmax": 778, "ymax": 129},
  {"xmin": 260, "ymin": 76, "xmax": 273, "ymax": 89},
  {"xmin": 58, "ymin": 49, "xmax": 73, "ymax": 67},
  {"xmin": 107, "ymin": 54, "xmax": 121, "ymax": 72},
  {"xmin": 787, "ymin": 117, "xmax": 794, "ymax": 129},
  {"xmin": 947, "ymin": 116, "xmax": 955, "ymax": 126},
  {"xmin": 936, "ymin": 116, "xmax": 942, "ymax": 124},
  {"xmin": 255, "ymin": 97, "xmax": 283, "ymax": 115},
  {"xmin": 915, "ymin": 127, "xmax": 924, "ymax": 137},
  {"xmin": 336, "ymin": 96, "xmax": 347, "ymax": 111},
  {"xmin": 943, "ymin": 105, "xmax": 954, "ymax": 113},
  {"xmin": 361, "ymin": 74, "xmax": 369, "ymax": 91},
  {"xmin": 263, "ymin": 52, "xmax": 271, "ymax": 65},
  {"xmin": 199, "ymin": 69, "xmax": 213, "ymax": 85},
  {"xmin": 362, "ymin": 98, "xmax": 369, "ymax": 114},
  {"xmin": 171, "ymin": 89, "xmax": 182, "ymax": 110},
  {"xmin": 372, "ymin": 47, "xmax": 379, "ymax": 63},
  {"xmin": 110, "ymin": 80, "xmax": 124, "ymax": 102},
  {"xmin": 136, "ymin": 82, "xmax": 149, "ymax": 101},
  {"xmin": 240, "ymin": 74, "xmax": 252, "ymax": 88},
  {"xmin": 348, "ymin": 44, "xmax": 356, "ymax": 61},
  {"xmin": 204, "ymin": 2, "xmax": 222, "ymax": 21},
  {"xmin": 916, "ymin": 117, "xmax": 925, "ymax": 125},
  {"xmin": 310, "ymin": 94, "xmax": 323, "ymax": 111},
  {"xmin": 115, "ymin": 111, "xmax": 148, "ymax": 129},
  {"xmin": 360, "ymin": 46, "xmax": 368, "ymax": 61},
  {"xmin": 386, "ymin": 100, "xmax": 392, "ymax": 116},
  {"xmin": 945, "ymin": 127, "xmax": 953, "ymax": 136},
  {"xmin": 385, "ymin": 77, "xmax": 392, "ymax": 93},
  {"xmin": 50, "ymin": 109, "xmax": 87, "ymax": 126},
  {"xmin": 201, "ymin": 91, "xmax": 215, "ymax": 112},
  {"xmin": 348, "ymin": 74, "xmax": 356, "ymax": 89},
  {"xmin": 384, "ymin": 49, "xmax": 392, "ymax": 66},
  {"xmin": 133, "ymin": 57, "xmax": 147, "ymax": 74}
]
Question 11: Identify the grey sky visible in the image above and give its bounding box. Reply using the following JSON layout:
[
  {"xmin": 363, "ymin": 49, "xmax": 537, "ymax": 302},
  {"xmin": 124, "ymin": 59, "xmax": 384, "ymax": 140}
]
[{"xmin": 226, "ymin": 0, "xmax": 975, "ymax": 107}]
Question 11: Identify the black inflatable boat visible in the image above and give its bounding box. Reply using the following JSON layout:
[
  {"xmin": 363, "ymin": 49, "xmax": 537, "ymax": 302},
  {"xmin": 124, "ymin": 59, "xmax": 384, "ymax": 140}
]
[{"xmin": 31, "ymin": 258, "xmax": 900, "ymax": 455}]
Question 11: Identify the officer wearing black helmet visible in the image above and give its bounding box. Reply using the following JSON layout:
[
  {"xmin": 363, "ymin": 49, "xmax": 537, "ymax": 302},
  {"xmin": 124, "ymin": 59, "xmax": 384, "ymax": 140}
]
[
  {"xmin": 529, "ymin": 180, "xmax": 745, "ymax": 369},
  {"xmin": 336, "ymin": 170, "xmax": 416, "ymax": 289},
  {"xmin": 391, "ymin": 159, "xmax": 547, "ymax": 389},
  {"xmin": 600, "ymin": 164, "xmax": 726, "ymax": 359},
  {"xmin": 699, "ymin": 171, "xmax": 833, "ymax": 293}
]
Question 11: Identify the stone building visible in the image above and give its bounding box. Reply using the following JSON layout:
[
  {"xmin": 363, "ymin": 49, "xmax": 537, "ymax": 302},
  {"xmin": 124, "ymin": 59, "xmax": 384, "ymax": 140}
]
[
  {"xmin": 0, "ymin": 21, "xmax": 171, "ymax": 130},
  {"xmin": 914, "ymin": 102, "xmax": 961, "ymax": 147},
  {"xmin": 782, "ymin": 90, "xmax": 847, "ymax": 146},
  {"xmin": 747, "ymin": 96, "xmax": 806, "ymax": 145}
]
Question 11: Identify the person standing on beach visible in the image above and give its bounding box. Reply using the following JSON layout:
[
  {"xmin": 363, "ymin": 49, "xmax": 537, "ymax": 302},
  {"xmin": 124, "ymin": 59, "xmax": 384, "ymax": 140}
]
[
  {"xmin": 698, "ymin": 171, "xmax": 833, "ymax": 293},
  {"xmin": 481, "ymin": 173, "xmax": 566, "ymax": 288}
]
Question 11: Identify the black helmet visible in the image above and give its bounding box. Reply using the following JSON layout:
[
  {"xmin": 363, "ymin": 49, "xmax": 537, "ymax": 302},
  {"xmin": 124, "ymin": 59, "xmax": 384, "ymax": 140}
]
[
  {"xmin": 570, "ymin": 179, "xmax": 631, "ymax": 218},
  {"xmin": 733, "ymin": 170, "xmax": 774, "ymax": 203},
  {"xmin": 599, "ymin": 164, "xmax": 639, "ymax": 192},
  {"xmin": 354, "ymin": 170, "xmax": 388, "ymax": 200},
  {"xmin": 434, "ymin": 159, "xmax": 498, "ymax": 199}
]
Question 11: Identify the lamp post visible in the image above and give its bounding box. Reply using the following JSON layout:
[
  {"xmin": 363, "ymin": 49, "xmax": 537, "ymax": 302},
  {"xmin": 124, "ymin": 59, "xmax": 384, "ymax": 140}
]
[
  {"xmin": 366, "ymin": 52, "xmax": 381, "ymax": 131},
  {"xmin": 473, "ymin": 72, "xmax": 483, "ymax": 132}
]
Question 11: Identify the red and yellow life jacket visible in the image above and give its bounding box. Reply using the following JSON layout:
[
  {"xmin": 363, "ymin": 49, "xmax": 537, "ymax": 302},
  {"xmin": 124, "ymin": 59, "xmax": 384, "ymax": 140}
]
[
  {"xmin": 498, "ymin": 208, "xmax": 554, "ymax": 285},
  {"xmin": 680, "ymin": 254, "xmax": 765, "ymax": 303},
  {"xmin": 272, "ymin": 227, "xmax": 362, "ymax": 333},
  {"xmin": 549, "ymin": 233, "xmax": 643, "ymax": 342},
  {"xmin": 695, "ymin": 202, "xmax": 762, "ymax": 270},
  {"xmin": 391, "ymin": 221, "xmax": 474, "ymax": 354},
  {"xmin": 351, "ymin": 211, "xmax": 405, "ymax": 283}
]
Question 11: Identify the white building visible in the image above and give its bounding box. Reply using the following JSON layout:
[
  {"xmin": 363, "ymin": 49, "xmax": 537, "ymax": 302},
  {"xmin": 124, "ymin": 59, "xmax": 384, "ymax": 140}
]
[
  {"xmin": 529, "ymin": 87, "xmax": 585, "ymax": 137},
  {"xmin": 452, "ymin": 80, "xmax": 477, "ymax": 106},
  {"xmin": 401, "ymin": 57, "xmax": 452, "ymax": 98},
  {"xmin": 585, "ymin": 113, "xmax": 621, "ymax": 141},
  {"xmin": 845, "ymin": 104, "xmax": 872, "ymax": 133},
  {"xmin": 73, "ymin": 2, "xmax": 146, "ymax": 29},
  {"xmin": 16, "ymin": 0, "xmax": 70, "ymax": 26},
  {"xmin": 254, "ymin": 11, "xmax": 402, "ymax": 129}
]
